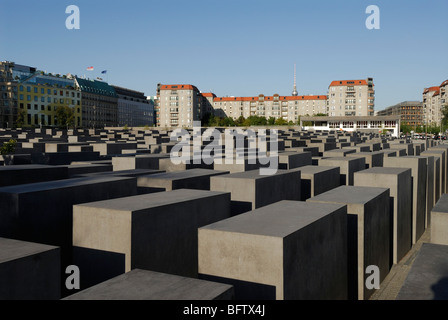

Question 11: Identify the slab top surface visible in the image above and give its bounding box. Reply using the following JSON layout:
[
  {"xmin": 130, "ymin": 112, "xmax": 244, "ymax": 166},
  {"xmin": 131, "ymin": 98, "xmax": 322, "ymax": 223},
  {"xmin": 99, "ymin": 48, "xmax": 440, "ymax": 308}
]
[
  {"xmin": 200, "ymin": 200, "xmax": 346, "ymax": 238},
  {"xmin": 0, "ymin": 237, "xmax": 58, "ymax": 263},
  {"xmin": 308, "ymin": 185, "xmax": 389, "ymax": 205}
]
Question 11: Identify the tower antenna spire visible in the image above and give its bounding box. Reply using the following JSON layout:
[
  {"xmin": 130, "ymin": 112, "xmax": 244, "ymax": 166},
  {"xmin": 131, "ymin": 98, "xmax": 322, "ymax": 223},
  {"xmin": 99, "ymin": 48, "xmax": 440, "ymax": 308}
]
[{"xmin": 292, "ymin": 64, "xmax": 298, "ymax": 96}]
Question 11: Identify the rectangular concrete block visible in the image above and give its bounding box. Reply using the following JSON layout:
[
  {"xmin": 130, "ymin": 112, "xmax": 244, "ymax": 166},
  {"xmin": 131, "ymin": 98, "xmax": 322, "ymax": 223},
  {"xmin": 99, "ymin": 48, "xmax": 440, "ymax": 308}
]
[
  {"xmin": 63, "ymin": 269, "xmax": 234, "ymax": 300},
  {"xmin": 319, "ymin": 157, "xmax": 366, "ymax": 186},
  {"xmin": 278, "ymin": 151, "xmax": 312, "ymax": 169},
  {"xmin": 383, "ymin": 156, "xmax": 427, "ymax": 244},
  {"xmin": 210, "ymin": 169, "xmax": 301, "ymax": 215},
  {"xmin": 112, "ymin": 154, "xmax": 170, "ymax": 171},
  {"xmin": 198, "ymin": 200, "xmax": 348, "ymax": 300},
  {"xmin": 0, "ymin": 237, "xmax": 60, "ymax": 300},
  {"xmin": 354, "ymin": 167, "xmax": 412, "ymax": 265},
  {"xmin": 137, "ymin": 169, "xmax": 229, "ymax": 193},
  {"xmin": 346, "ymin": 151, "xmax": 384, "ymax": 168},
  {"xmin": 307, "ymin": 186, "xmax": 390, "ymax": 300},
  {"xmin": 430, "ymin": 194, "xmax": 448, "ymax": 246},
  {"xmin": 73, "ymin": 189, "xmax": 231, "ymax": 277},
  {"xmin": 299, "ymin": 165, "xmax": 340, "ymax": 200},
  {"xmin": 422, "ymin": 148, "xmax": 446, "ymax": 196},
  {"xmin": 0, "ymin": 164, "xmax": 68, "ymax": 187},
  {"xmin": 397, "ymin": 243, "xmax": 448, "ymax": 300}
]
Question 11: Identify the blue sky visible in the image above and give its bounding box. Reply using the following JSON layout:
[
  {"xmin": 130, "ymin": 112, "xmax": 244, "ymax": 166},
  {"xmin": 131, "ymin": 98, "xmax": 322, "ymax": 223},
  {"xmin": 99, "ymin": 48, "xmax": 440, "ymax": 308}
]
[{"xmin": 1, "ymin": 0, "xmax": 447, "ymax": 111}]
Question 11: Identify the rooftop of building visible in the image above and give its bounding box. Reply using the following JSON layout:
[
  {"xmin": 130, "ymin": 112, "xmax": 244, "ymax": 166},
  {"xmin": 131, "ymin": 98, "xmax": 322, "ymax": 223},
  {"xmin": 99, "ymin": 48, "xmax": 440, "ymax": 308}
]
[{"xmin": 75, "ymin": 77, "xmax": 118, "ymax": 97}]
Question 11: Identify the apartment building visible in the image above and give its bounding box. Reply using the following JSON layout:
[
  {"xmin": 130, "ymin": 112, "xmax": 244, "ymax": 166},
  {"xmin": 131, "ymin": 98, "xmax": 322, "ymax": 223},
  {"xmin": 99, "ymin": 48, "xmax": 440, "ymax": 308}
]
[
  {"xmin": 0, "ymin": 61, "xmax": 17, "ymax": 128},
  {"xmin": 377, "ymin": 101, "xmax": 423, "ymax": 127},
  {"xmin": 158, "ymin": 84, "xmax": 203, "ymax": 128},
  {"xmin": 327, "ymin": 78, "xmax": 375, "ymax": 117},
  {"xmin": 212, "ymin": 94, "xmax": 327, "ymax": 122},
  {"xmin": 423, "ymin": 80, "xmax": 448, "ymax": 126}
]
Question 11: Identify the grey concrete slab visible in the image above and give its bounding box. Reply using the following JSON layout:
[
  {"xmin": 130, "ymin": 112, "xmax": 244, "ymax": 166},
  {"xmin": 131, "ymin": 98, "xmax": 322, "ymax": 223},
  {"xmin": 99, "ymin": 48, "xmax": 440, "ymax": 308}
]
[
  {"xmin": 137, "ymin": 169, "xmax": 229, "ymax": 193},
  {"xmin": 0, "ymin": 164, "xmax": 68, "ymax": 187},
  {"xmin": 112, "ymin": 154, "xmax": 170, "ymax": 171},
  {"xmin": 383, "ymin": 156, "xmax": 427, "ymax": 244},
  {"xmin": 346, "ymin": 151, "xmax": 384, "ymax": 168},
  {"xmin": 422, "ymin": 149, "xmax": 445, "ymax": 196},
  {"xmin": 318, "ymin": 157, "xmax": 366, "ymax": 186},
  {"xmin": 323, "ymin": 149, "xmax": 356, "ymax": 158},
  {"xmin": 430, "ymin": 194, "xmax": 448, "ymax": 246},
  {"xmin": 299, "ymin": 165, "xmax": 340, "ymax": 200},
  {"xmin": 210, "ymin": 169, "xmax": 301, "ymax": 215},
  {"xmin": 63, "ymin": 269, "xmax": 234, "ymax": 300},
  {"xmin": 0, "ymin": 176, "xmax": 137, "ymax": 252},
  {"xmin": 354, "ymin": 167, "xmax": 412, "ymax": 265},
  {"xmin": 198, "ymin": 200, "xmax": 348, "ymax": 300},
  {"xmin": 0, "ymin": 237, "xmax": 60, "ymax": 300},
  {"xmin": 307, "ymin": 186, "xmax": 390, "ymax": 300},
  {"xmin": 73, "ymin": 189, "xmax": 231, "ymax": 277},
  {"xmin": 396, "ymin": 243, "xmax": 448, "ymax": 300},
  {"xmin": 278, "ymin": 151, "xmax": 312, "ymax": 169}
]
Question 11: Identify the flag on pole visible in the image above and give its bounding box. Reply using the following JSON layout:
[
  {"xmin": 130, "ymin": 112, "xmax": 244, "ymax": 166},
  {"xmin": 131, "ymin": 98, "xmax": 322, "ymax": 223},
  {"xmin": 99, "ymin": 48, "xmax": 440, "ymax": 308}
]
[
  {"xmin": 101, "ymin": 70, "xmax": 107, "ymax": 74},
  {"xmin": 86, "ymin": 66, "xmax": 94, "ymax": 71}
]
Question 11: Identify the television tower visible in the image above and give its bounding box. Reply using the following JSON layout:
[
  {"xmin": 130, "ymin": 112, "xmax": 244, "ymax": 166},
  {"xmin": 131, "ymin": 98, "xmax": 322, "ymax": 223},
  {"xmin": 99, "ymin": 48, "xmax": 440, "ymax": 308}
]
[{"xmin": 292, "ymin": 64, "xmax": 298, "ymax": 96}]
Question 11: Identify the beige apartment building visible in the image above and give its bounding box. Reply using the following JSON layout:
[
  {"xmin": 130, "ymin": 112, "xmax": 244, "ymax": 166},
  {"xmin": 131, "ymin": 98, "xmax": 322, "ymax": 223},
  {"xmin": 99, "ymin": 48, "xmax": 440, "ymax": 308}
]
[
  {"xmin": 327, "ymin": 78, "xmax": 375, "ymax": 117},
  {"xmin": 212, "ymin": 94, "xmax": 328, "ymax": 123},
  {"xmin": 423, "ymin": 80, "xmax": 448, "ymax": 126},
  {"xmin": 158, "ymin": 84, "xmax": 202, "ymax": 128},
  {"xmin": 157, "ymin": 77, "xmax": 375, "ymax": 128}
]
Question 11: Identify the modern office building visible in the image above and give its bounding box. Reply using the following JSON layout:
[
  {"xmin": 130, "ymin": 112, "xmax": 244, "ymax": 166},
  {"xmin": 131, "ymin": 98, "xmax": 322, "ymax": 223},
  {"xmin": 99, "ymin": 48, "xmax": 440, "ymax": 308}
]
[
  {"xmin": 112, "ymin": 85, "xmax": 154, "ymax": 127},
  {"xmin": 423, "ymin": 80, "xmax": 448, "ymax": 126},
  {"xmin": 327, "ymin": 78, "xmax": 375, "ymax": 117},
  {"xmin": 75, "ymin": 77, "xmax": 118, "ymax": 128},
  {"xmin": 17, "ymin": 73, "xmax": 82, "ymax": 127},
  {"xmin": 377, "ymin": 101, "xmax": 423, "ymax": 127}
]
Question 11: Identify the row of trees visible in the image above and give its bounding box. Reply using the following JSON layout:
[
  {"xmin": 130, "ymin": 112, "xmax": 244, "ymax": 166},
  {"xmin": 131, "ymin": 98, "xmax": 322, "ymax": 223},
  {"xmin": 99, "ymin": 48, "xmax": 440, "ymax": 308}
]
[
  {"xmin": 15, "ymin": 106, "xmax": 75, "ymax": 129},
  {"xmin": 201, "ymin": 114, "xmax": 326, "ymax": 128}
]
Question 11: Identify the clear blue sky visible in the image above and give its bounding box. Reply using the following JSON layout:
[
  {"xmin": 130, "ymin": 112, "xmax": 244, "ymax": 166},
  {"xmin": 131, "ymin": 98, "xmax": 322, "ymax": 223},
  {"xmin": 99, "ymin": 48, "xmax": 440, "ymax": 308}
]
[{"xmin": 1, "ymin": 0, "xmax": 447, "ymax": 111}]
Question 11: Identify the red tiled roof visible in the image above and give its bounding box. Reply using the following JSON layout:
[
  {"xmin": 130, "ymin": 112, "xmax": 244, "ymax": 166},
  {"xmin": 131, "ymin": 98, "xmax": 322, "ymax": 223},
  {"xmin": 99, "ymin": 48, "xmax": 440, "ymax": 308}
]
[
  {"xmin": 213, "ymin": 95, "xmax": 327, "ymax": 102},
  {"xmin": 160, "ymin": 84, "xmax": 199, "ymax": 91},
  {"xmin": 440, "ymin": 80, "xmax": 448, "ymax": 87},
  {"xmin": 201, "ymin": 92, "xmax": 216, "ymax": 98},
  {"xmin": 329, "ymin": 80, "xmax": 368, "ymax": 87}
]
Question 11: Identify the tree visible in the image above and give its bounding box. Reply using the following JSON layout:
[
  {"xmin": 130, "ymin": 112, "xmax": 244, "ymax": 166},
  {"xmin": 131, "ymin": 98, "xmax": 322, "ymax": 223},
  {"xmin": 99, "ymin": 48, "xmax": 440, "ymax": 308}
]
[
  {"xmin": 55, "ymin": 106, "xmax": 75, "ymax": 129},
  {"xmin": 274, "ymin": 118, "xmax": 288, "ymax": 126},
  {"xmin": 16, "ymin": 109, "xmax": 27, "ymax": 128},
  {"xmin": 442, "ymin": 103, "xmax": 448, "ymax": 132},
  {"xmin": 267, "ymin": 117, "xmax": 276, "ymax": 125},
  {"xmin": 0, "ymin": 139, "xmax": 17, "ymax": 156}
]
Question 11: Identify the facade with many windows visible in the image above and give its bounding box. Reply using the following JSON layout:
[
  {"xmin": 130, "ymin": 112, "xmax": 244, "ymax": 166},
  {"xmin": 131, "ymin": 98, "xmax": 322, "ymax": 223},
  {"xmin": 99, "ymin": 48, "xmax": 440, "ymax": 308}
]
[
  {"xmin": 327, "ymin": 78, "xmax": 375, "ymax": 117},
  {"xmin": 112, "ymin": 85, "xmax": 154, "ymax": 127},
  {"xmin": 377, "ymin": 101, "xmax": 423, "ymax": 127},
  {"xmin": 423, "ymin": 80, "xmax": 448, "ymax": 126},
  {"xmin": 18, "ymin": 74, "xmax": 82, "ymax": 127}
]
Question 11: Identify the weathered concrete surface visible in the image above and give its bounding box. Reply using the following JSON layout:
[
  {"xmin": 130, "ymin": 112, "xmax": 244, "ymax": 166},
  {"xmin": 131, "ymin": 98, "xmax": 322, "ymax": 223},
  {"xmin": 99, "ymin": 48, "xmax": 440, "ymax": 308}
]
[
  {"xmin": 396, "ymin": 243, "xmax": 448, "ymax": 300},
  {"xmin": 319, "ymin": 157, "xmax": 366, "ymax": 186},
  {"xmin": 430, "ymin": 194, "xmax": 448, "ymax": 246},
  {"xmin": 354, "ymin": 167, "xmax": 412, "ymax": 265},
  {"xmin": 299, "ymin": 165, "xmax": 340, "ymax": 200},
  {"xmin": 137, "ymin": 169, "xmax": 228, "ymax": 193},
  {"xmin": 63, "ymin": 269, "xmax": 234, "ymax": 300},
  {"xmin": 383, "ymin": 156, "xmax": 427, "ymax": 244},
  {"xmin": 112, "ymin": 154, "xmax": 170, "ymax": 171},
  {"xmin": 0, "ymin": 237, "xmax": 60, "ymax": 300},
  {"xmin": 0, "ymin": 164, "xmax": 68, "ymax": 187},
  {"xmin": 278, "ymin": 151, "xmax": 312, "ymax": 169},
  {"xmin": 198, "ymin": 200, "xmax": 348, "ymax": 300},
  {"xmin": 346, "ymin": 151, "xmax": 384, "ymax": 169},
  {"xmin": 307, "ymin": 186, "xmax": 390, "ymax": 300},
  {"xmin": 210, "ymin": 169, "xmax": 301, "ymax": 215},
  {"xmin": 73, "ymin": 189, "xmax": 231, "ymax": 277}
]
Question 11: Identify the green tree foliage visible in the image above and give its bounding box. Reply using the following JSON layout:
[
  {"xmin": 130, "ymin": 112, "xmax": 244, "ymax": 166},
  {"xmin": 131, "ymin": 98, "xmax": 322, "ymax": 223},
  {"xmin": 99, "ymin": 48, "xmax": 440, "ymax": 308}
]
[
  {"xmin": 0, "ymin": 139, "xmax": 17, "ymax": 156},
  {"xmin": 55, "ymin": 106, "xmax": 75, "ymax": 129},
  {"xmin": 16, "ymin": 109, "xmax": 27, "ymax": 128}
]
